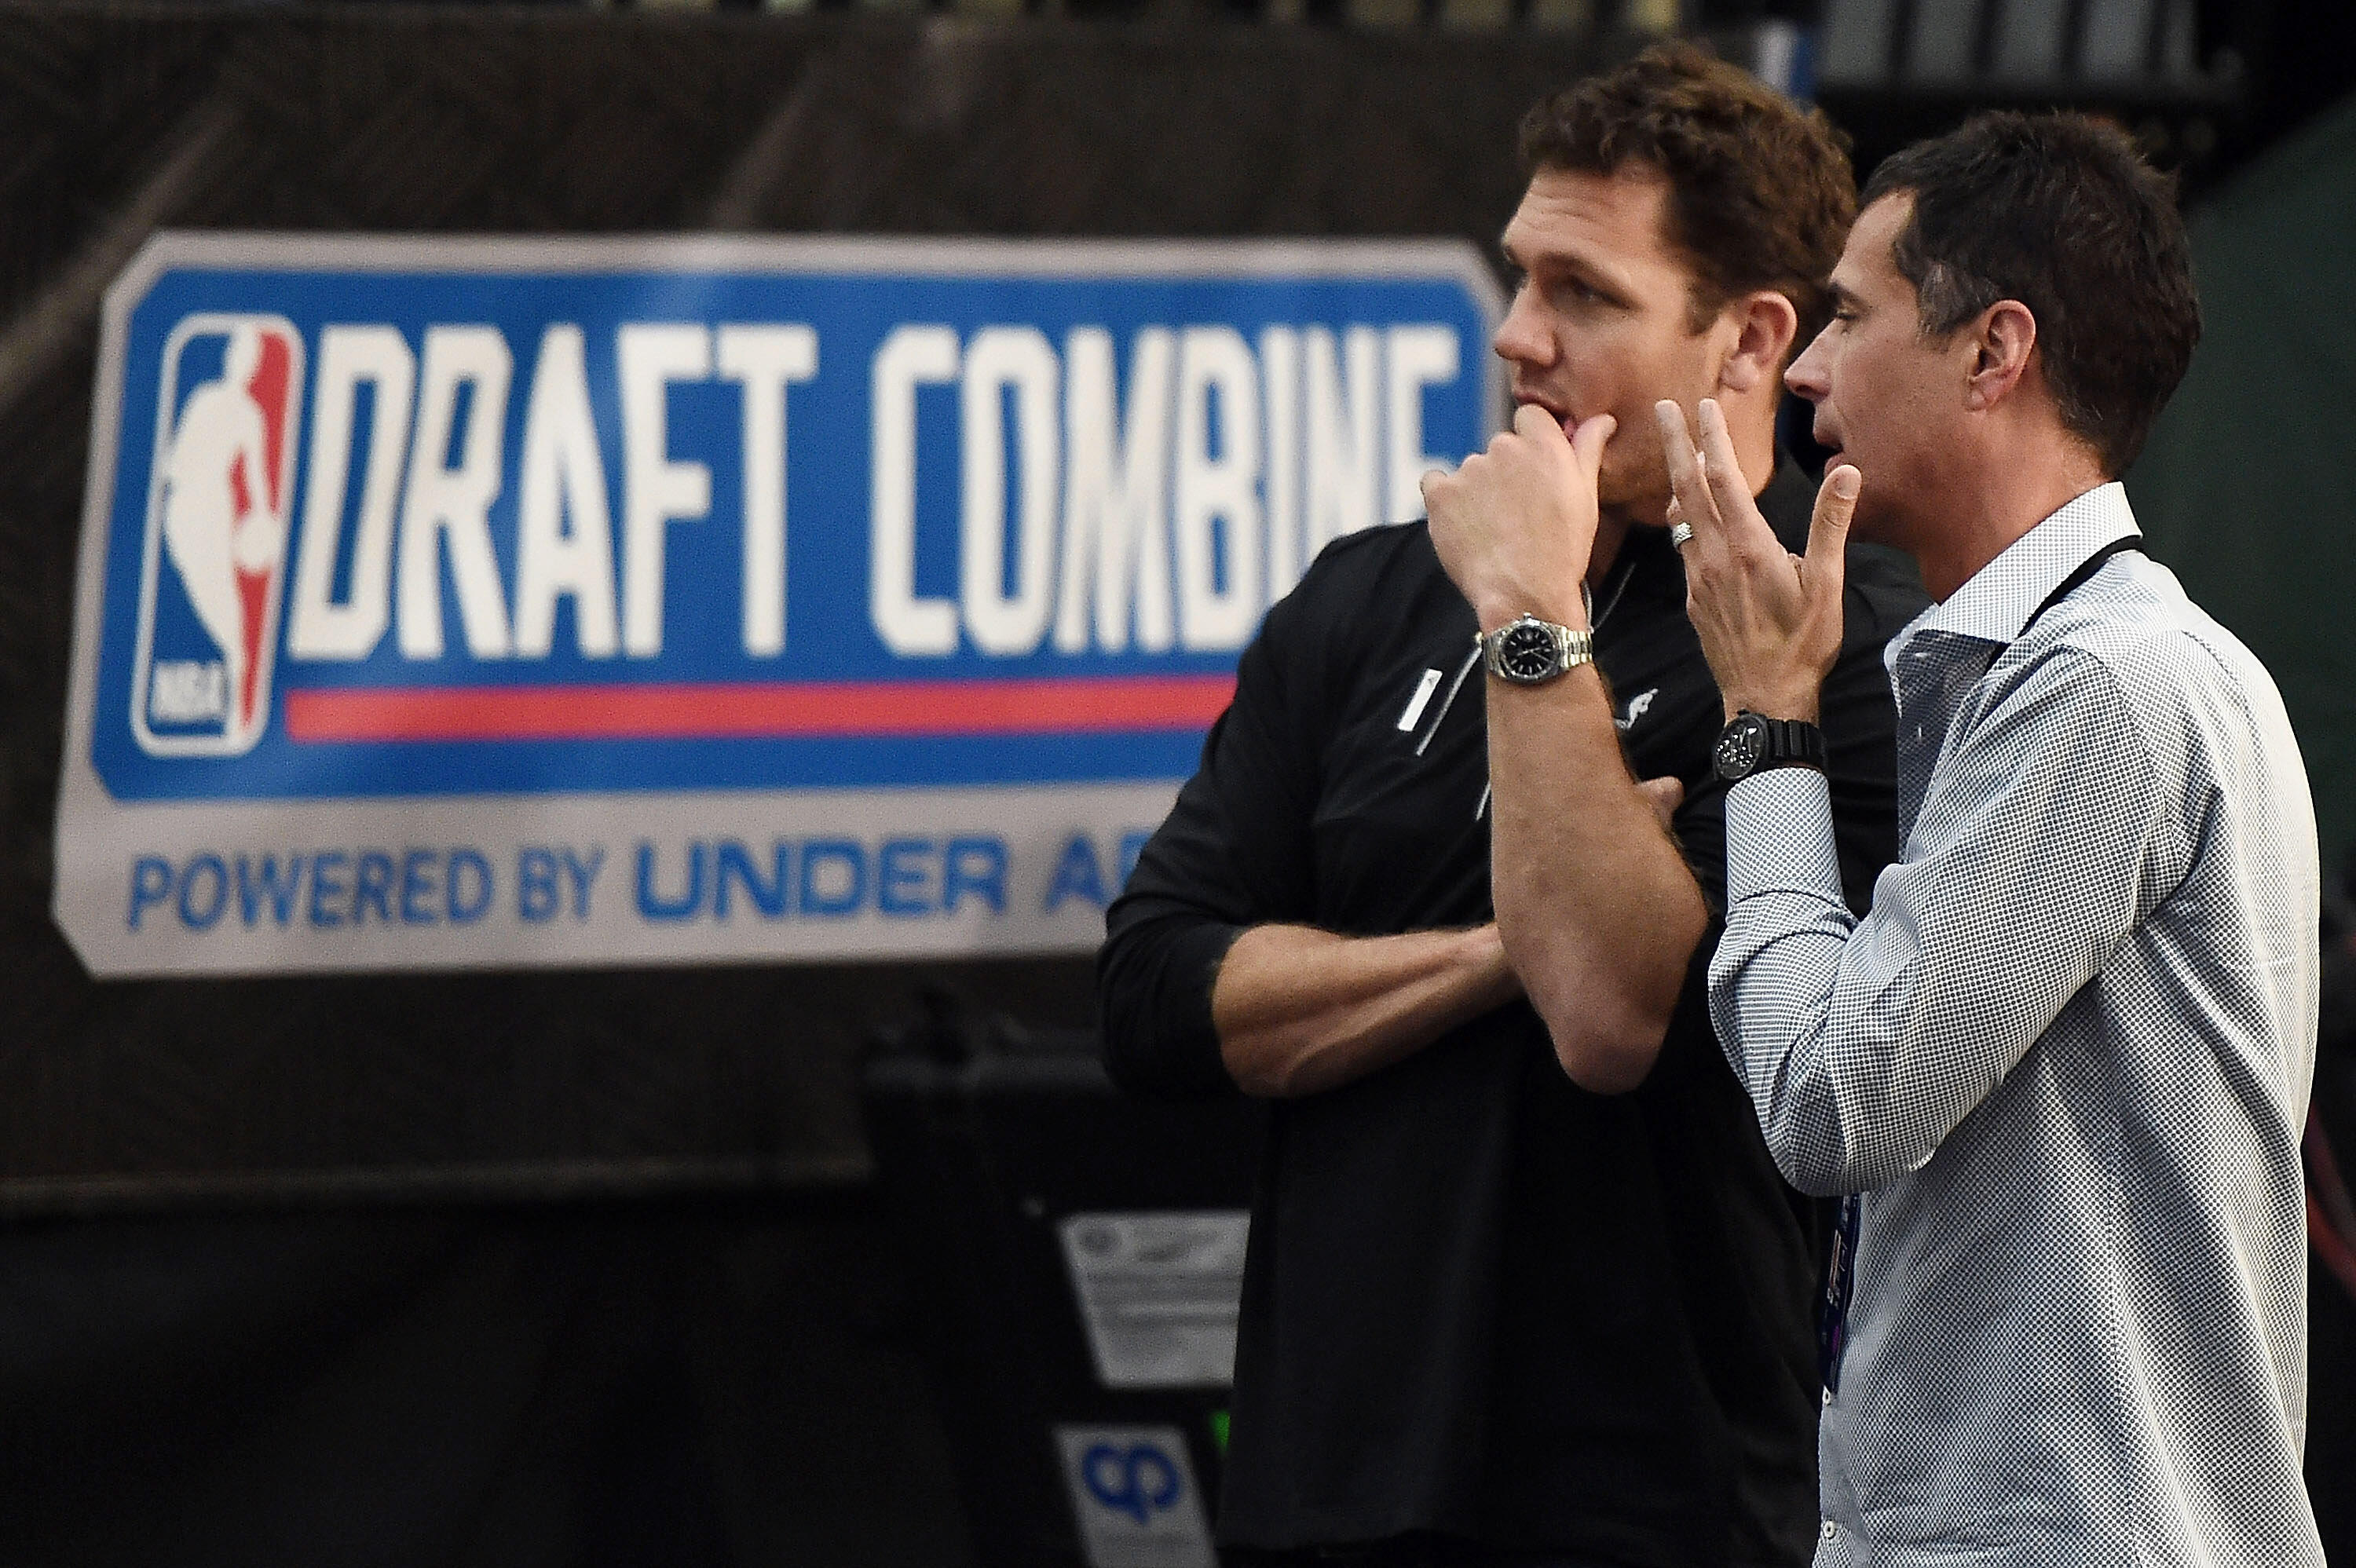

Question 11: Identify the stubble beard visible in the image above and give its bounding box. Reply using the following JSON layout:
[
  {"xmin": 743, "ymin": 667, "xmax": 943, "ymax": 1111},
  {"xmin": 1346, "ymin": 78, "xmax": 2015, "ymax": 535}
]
[{"xmin": 1597, "ymin": 448, "xmax": 1674, "ymax": 529}]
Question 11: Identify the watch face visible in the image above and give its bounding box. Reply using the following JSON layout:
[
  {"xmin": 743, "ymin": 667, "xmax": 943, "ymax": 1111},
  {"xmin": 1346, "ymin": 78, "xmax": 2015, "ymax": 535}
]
[
  {"xmin": 1714, "ymin": 715, "xmax": 1769, "ymax": 779},
  {"xmin": 1497, "ymin": 621, "xmax": 1560, "ymax": 682}
]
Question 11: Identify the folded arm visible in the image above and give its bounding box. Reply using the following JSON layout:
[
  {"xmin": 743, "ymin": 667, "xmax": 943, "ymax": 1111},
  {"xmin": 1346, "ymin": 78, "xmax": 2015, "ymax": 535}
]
[
  {"xmin": 1099, "ymin": 544, "xmax": 1522, "ymax": 1103},
  {"xmin": 1210, "ymin": 923, "xmax": 1520, "ymax": 1098},
  {"xmin": 1483, "ymin": 665, "xmax": 1710, "ymax": 1092}
]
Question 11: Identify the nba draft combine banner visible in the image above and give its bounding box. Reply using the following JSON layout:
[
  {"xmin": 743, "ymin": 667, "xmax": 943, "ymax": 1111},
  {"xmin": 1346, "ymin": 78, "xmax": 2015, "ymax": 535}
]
[{"xmin": 57, "ymin": 234, "xmax": 1501, "ymax": 975}]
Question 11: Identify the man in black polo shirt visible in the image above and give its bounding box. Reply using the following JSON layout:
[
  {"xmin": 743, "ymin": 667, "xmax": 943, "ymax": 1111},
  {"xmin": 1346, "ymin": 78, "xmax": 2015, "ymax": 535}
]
[{"xmin": 1099, "ymin": 45, "xmax": 1924, "ymax": 1567}]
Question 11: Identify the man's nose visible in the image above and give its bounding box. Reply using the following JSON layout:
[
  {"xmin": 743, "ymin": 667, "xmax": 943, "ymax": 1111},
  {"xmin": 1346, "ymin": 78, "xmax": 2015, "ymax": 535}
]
[
  {"xmin": 1492, "ymin": 293, "xmax": 1551, "ymax": 367},
  {"xmin": 1784, "ymin": 329, "xmax": 1831, "ymax": 400}
]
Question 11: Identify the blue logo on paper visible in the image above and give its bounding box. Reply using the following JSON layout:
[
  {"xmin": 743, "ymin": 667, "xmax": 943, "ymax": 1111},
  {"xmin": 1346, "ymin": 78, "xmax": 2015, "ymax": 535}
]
[
  {"xmin": 86, "ymin": 238, "xmax": 1498, "ymax": 802},
  {"xmin": 1081, "ymin": 1441, "xmax": 1184, "ymax": 1525}
]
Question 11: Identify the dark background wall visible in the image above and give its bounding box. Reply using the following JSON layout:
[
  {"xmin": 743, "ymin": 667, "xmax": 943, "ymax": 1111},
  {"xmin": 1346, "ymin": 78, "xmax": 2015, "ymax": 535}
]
[
  {"xmin": 0, "ymin": 3, "xmax": 1601, "ymax": 1204},
  {"xmin": 0, "ymin": 5, "xmax": 2348, "ymax": 1563},
  {"xmin": 0, "ymin": 11, "xmax": 1608, "ymax": 1564}
]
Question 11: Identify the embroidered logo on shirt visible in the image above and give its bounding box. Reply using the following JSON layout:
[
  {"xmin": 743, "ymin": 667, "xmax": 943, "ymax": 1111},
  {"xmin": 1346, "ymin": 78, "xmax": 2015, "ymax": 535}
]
[{"xmin": 1615, "ymin": 688, "xmax": 1659, "ymax": 732}]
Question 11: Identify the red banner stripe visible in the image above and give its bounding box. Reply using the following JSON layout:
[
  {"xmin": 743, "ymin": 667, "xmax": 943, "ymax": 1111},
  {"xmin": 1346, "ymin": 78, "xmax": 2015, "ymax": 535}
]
[{"xmin": 281, "ymin": 675, "xmax": 1237, "ymax": 743}]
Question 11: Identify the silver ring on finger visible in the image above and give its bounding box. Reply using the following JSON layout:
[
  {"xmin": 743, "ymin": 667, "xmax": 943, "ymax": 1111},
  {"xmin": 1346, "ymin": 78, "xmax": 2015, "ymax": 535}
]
[{"xmin": 1668, "ymin": 519, "xmax": 1695, "ymax": 550}]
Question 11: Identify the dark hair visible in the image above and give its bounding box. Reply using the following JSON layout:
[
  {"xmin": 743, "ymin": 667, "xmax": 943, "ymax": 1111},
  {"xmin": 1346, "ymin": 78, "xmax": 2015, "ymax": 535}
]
[
  {"xmin": 1519, "ymin": 41, "xmax": 1857, "ymax": 353},
  {"xmin": 1860, "ymin": 111, "xmax": 2200, "ymax": 475}
]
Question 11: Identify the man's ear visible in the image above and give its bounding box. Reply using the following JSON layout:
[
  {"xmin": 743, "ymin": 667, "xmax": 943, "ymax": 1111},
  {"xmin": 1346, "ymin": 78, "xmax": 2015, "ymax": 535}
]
[
  {"xmin": 1964, "ymin": 300, "xmax": 2037, "ymax": 411},
  {"xmin": 1715, "ymin": 291, "xmax": 1800, "ymax": 396}
]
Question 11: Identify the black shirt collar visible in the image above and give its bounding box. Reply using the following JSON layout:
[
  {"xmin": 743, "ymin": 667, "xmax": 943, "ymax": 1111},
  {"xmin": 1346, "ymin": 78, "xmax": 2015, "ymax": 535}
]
[{"xmin": 1609, "ymin": 451, "xmax": 1815, "ymax": 616}]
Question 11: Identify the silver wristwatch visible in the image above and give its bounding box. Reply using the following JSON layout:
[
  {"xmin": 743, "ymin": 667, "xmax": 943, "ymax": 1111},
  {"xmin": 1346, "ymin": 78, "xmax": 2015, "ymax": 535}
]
[{"xmin": 1479, "ymin": 615, "xmax": 1595, "ymax": 685}]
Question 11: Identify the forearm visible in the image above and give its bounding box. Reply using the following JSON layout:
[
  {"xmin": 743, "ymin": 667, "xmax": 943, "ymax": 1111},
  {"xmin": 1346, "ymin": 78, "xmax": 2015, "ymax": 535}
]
[
  {"xmin": 1418, "ymin": 403, "xmax": 1705, "ymax": 1087},
  {"xmin": 1713, "ymin": 682, "xmax": 2167, "ymax": 1192},
  {"xmin": 1487, "ymin": 665, "xmax": 1710, "ymax": 1093},
  {"xmin": 1714, "ymin": 773, "xmax": 1970, "ymax": 1193},
  {"xmin": 1213, "ymin": 922, "xmax": 1520, "ymax": 1098}
]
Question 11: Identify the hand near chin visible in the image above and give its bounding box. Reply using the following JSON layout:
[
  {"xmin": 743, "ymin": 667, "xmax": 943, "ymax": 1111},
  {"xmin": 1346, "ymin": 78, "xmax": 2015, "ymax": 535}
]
[
  {"xmin": 1421, "ymin": 404, "xmax": 1616, "ymax": 632},
  {"xmin": 1658, "ymin": 398, "xmax": 1854, "ymax": 722}
]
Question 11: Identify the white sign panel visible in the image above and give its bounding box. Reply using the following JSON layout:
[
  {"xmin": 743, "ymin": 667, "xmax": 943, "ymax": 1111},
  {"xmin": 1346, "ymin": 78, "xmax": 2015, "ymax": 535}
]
[
  {"xmin": 1053, "ymin": 1424, "xmax": 1217, "ymax": 1568},
  {"xmin": 1058, "ymin": 1209, "xmax": 1249, "ymax": 1390},
  {"xmin": 59, "ymin": 233, "xmax": 1502, "ymax": 974}
]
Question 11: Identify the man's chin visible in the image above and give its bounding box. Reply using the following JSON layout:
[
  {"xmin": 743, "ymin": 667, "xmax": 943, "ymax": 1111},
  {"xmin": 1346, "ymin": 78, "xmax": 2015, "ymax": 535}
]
[{"xmin": 1597, "ymin": 473, "xmax": 1670, "ymax": 525}]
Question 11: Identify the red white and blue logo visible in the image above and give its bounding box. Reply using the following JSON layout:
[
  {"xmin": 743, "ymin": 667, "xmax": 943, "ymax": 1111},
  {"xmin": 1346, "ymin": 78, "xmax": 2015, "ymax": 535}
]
[
  {"xmin": 132, "ymin": 315, "xmax": 302, "ymax": 756},
  {"xmin": 59, "ymin": 235, "xmax": 1499, "ymax": 974}
]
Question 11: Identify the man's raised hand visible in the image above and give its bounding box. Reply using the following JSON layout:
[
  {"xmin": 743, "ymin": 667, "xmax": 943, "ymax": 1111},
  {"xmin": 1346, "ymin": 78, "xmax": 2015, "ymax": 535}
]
[
  {"xmin": 1423, "ymin": 404, "xmax": 1617, "ymax": 633},
  {"xmin": 1658, "ymin": 397, "xmax": 1856, "ymax": 723}
]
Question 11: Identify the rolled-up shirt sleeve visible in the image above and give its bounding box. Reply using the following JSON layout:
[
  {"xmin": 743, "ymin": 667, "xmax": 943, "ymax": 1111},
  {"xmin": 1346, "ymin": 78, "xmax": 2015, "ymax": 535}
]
[
  {"xmin": 1099, "ymin": 590, "xmax": 1326, "ymax": 1101},
  {"xmin": 1710, "ymin": 648, "xmax": 2184, "ymax": 1194}
]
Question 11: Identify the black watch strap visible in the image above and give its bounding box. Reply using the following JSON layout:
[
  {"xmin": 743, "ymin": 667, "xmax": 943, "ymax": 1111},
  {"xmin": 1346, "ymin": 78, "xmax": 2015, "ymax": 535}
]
[{"xmin": 1714, "ymin": 711, "xmax": 1827, "ymax": 784}]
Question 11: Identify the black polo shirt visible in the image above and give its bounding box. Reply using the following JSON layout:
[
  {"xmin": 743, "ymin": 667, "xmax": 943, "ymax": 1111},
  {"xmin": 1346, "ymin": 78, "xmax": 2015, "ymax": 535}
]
[{"xmin": 1099, "ymin": 462, "xmax": 1926, "ymax": 1566}]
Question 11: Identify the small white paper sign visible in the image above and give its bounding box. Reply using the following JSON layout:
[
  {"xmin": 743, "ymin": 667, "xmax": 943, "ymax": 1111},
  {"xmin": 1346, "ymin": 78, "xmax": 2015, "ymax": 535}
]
[
  {"xmin": 1056, "ymin": 1210, "xmax": 1249, "ymax": 1389},
  {"xmin": 1053, "ymin": 1424, "xmax": 1216, "ymax": 1568}
]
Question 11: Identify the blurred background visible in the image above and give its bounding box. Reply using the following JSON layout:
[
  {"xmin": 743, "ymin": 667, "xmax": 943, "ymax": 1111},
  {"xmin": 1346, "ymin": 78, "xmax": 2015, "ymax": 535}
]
[{"xmin": 0, "ymin": 0, "xmax": 2351, "ymax": 1563}]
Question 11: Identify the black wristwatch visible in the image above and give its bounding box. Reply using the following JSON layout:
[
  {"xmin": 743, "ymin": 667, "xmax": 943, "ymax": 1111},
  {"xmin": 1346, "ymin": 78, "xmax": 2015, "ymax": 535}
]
[
  {"xmin": 1712, "ymin": 710, "xmax": 1827, "ymax": 784},
  {"xmin": 1480, "ymin": 615, "xmax": 1595, "ymax": 685}
]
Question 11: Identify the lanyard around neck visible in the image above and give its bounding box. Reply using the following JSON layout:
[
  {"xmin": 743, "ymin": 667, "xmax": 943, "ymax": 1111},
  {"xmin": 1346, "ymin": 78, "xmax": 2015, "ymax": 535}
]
[{"xmin": 2021, "ymin": 536, "xmax": 2141, "ymax": 637}]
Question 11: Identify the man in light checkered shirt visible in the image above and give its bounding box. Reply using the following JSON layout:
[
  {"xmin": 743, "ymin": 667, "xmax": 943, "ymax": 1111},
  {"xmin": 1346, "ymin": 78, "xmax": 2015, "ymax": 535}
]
[
  {"xmin": 1652, "ymin": 114, "xmax": 2326, "ymax": 1566},
  {"xmin": 1423, "ymin": 105, "xmax": 2326, "ymax": 1563}
]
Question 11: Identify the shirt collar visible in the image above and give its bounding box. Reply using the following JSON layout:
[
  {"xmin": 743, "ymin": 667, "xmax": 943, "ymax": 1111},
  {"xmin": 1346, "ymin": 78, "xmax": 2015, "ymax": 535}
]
[{"xmin": 1903, "ymin": 481, "xmax": 2142, "ymax": 649}]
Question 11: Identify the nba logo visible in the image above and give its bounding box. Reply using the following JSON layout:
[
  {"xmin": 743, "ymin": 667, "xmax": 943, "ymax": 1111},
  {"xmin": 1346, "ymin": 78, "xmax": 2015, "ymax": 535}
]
[{"xmin": 131, "ymin": 314, "xmax": 303, "ymax": 755}]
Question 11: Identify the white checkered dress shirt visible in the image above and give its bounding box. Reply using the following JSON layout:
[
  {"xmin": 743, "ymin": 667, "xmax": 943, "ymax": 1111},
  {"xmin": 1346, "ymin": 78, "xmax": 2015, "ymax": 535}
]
[{"xmin": 1712, "ymin": 484, "xmax": 2325, "ymax": 1567}]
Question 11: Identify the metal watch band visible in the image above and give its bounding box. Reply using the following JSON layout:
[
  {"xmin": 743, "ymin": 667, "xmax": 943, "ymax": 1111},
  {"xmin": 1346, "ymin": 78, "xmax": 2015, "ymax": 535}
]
[{"xmin": 1480, "ymin": 615, "xmax": 1595, "ymax": 685}]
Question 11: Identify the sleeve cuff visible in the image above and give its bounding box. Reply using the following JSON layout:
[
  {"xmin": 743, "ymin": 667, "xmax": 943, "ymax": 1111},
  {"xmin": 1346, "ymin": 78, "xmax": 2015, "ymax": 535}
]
[{"xmin": 1725, "ymin": 766, "xmax": 1845, "ymax": 905}]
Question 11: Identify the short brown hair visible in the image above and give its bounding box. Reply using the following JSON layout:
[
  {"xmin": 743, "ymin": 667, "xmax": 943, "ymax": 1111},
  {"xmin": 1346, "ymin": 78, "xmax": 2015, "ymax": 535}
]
[
  {"xmin": 1861, "ymin": 111, "xmax": 2199, "ymax": 475},
  {"xmin": 1519, "ymin": 42, "xmax": 1857, "ymax": 353}
]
